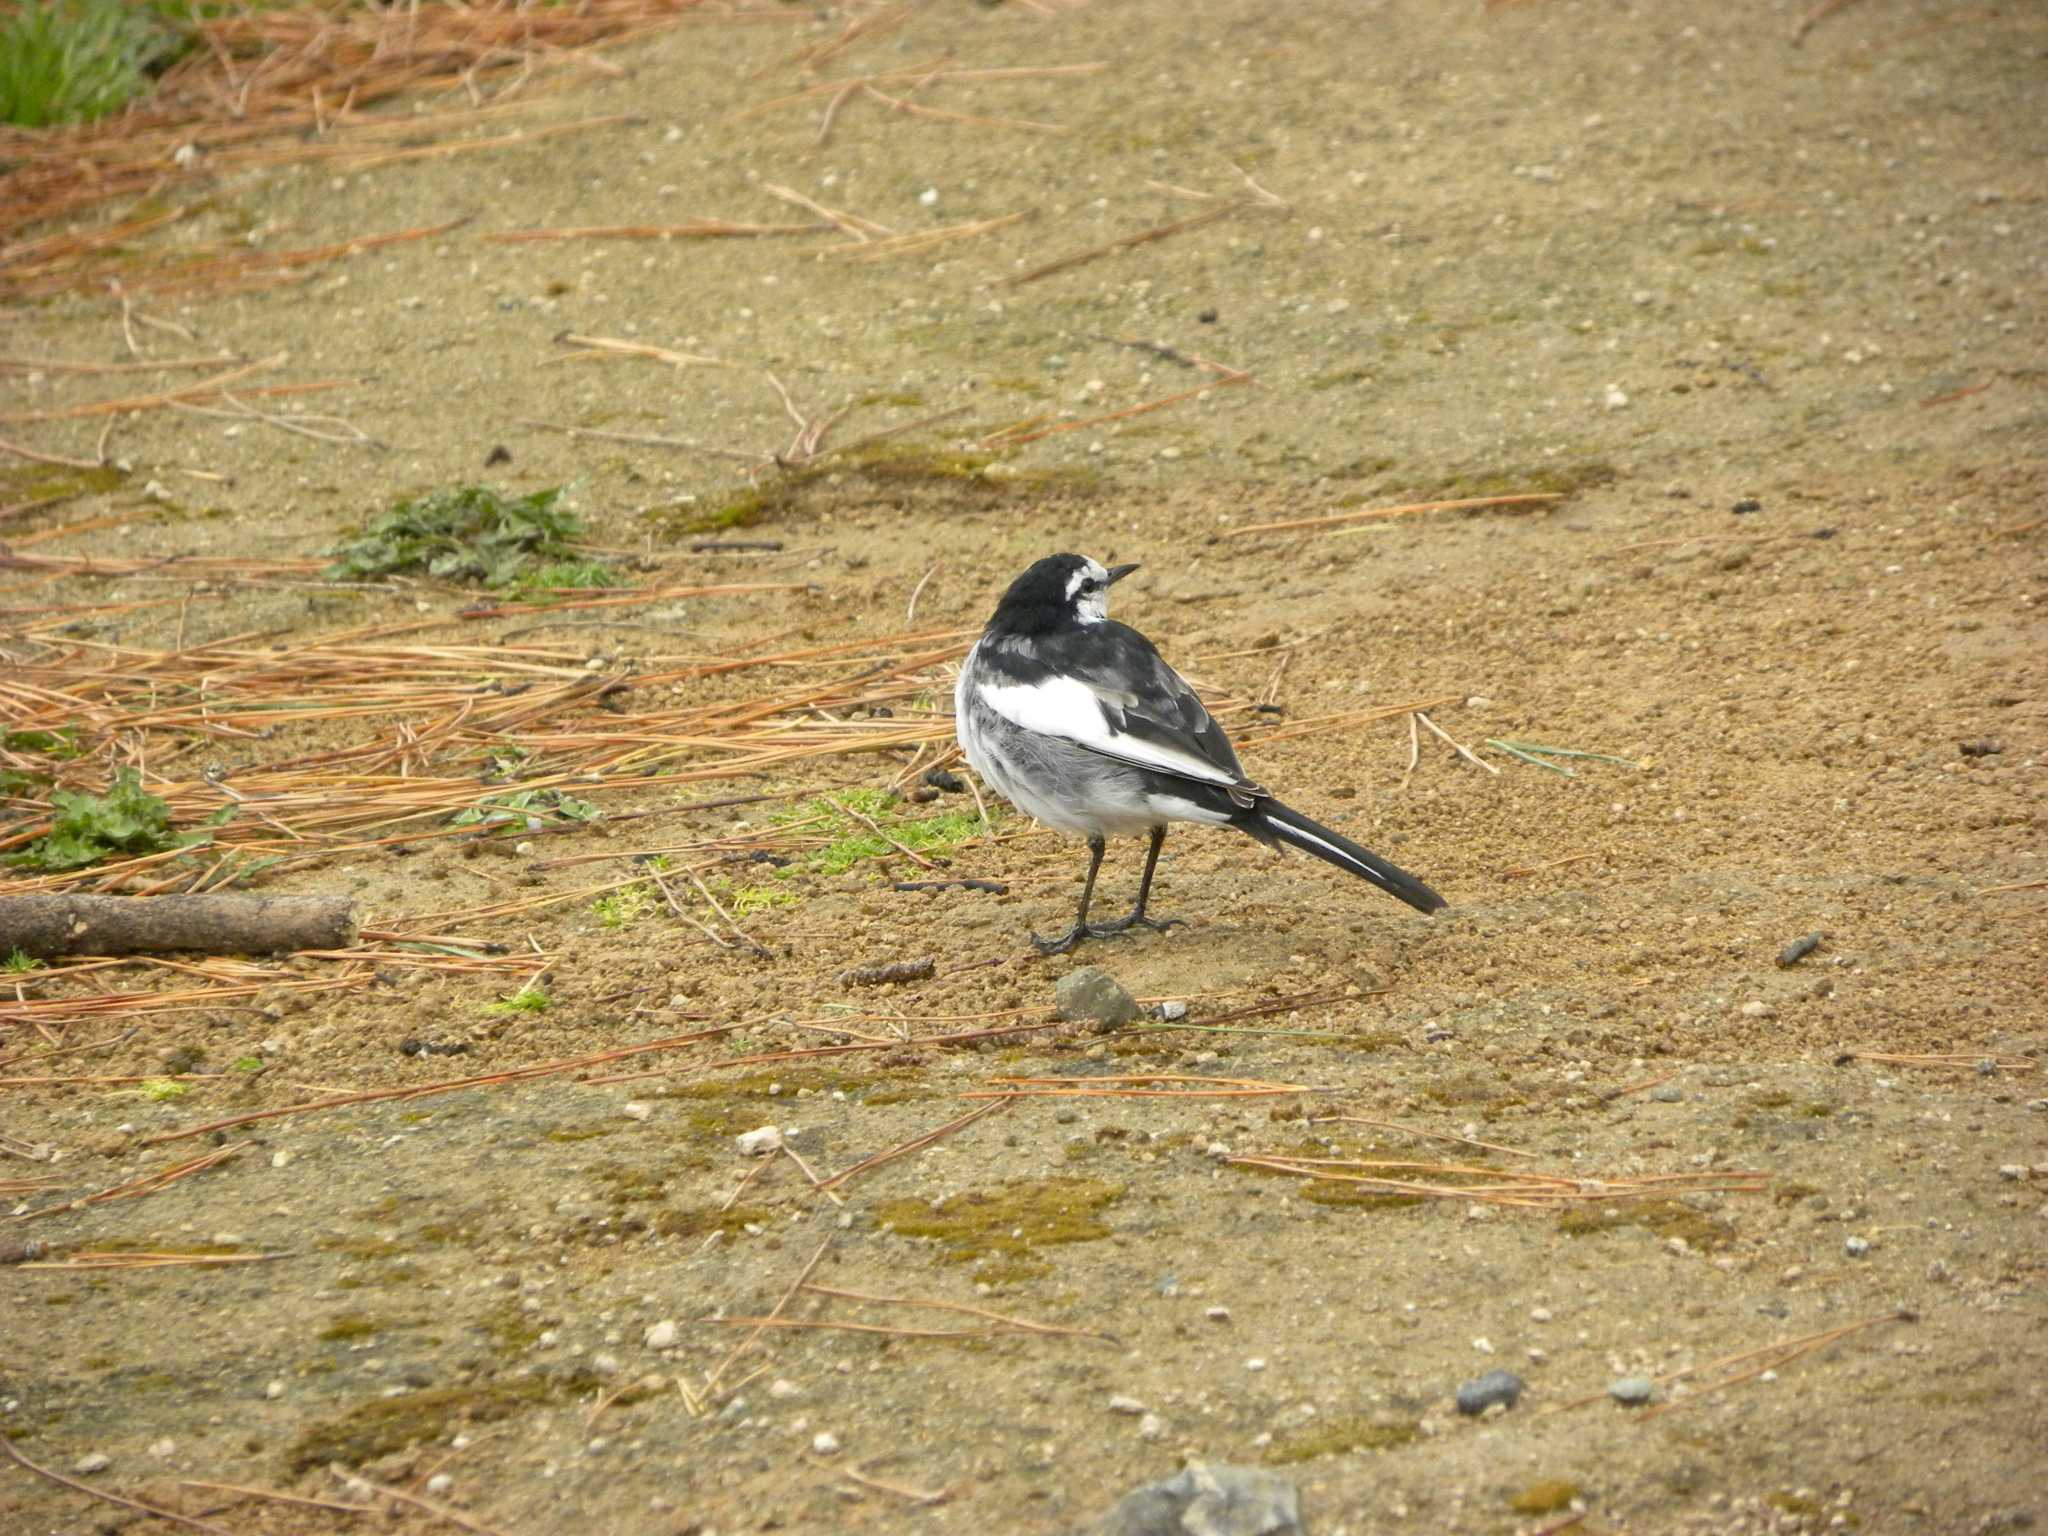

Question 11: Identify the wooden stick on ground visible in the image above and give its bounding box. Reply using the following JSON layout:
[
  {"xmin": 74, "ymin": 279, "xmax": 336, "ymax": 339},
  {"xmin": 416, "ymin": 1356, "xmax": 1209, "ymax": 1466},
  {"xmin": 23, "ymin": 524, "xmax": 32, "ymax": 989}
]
[
  {"xmin": 0, "ymin": 1435, "xmax": 234, "ymax": 1536},
  {"xmin": 0, "ymin": 893, "xmax": 356, "ymax": 959}
]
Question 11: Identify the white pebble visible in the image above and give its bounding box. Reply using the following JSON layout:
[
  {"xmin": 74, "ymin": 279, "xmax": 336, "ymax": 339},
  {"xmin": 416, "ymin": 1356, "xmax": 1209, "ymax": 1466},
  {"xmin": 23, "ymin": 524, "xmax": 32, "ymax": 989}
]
[
  {"xmin": 148, "ymin": 1438, "xmax": 175, "ymax": 1459},
  {"xmin": 1138, "ymin": 1413, "xmax": 1163, "ymax": 1440},
  {"xmin": 1108, "ymin": 1394, "xmax": 1146, "ymax": 1415},
  {"xmin": 1205, "ymin": 1306, "xmax": 1232, "ymax": 1324},
  {"xmin": 812, "ymin": 1431, "xmax": 841, "ymax": 1456},
  {"xmin": 769, "ymin": 1378, "xmax": 801, "ymax": 1400},
  {"xmin": 1245, "ymin": 1358, "xmax": 1267, "ymax": 1372},
  {"xmin": 426, "ymin": 1474, "xmax": 454, "ymax": 1495},
  {"xmin": 918, "ymin": 187, "xmax": 939, "ymax": 207},
  {"xmin": 644, "ymin": 1319, "xmax": 679, "ymax": 1350},
  {"xmin": 1529, "ymin": 1307, "xmax": 1553, "ymax": 1323},
  {"xmin": 72, "ymin": 1452, "xmax": 110, "ymax": 1474},
  {"xmin": 265, "ymin": 1379, "xmax": 286, "ymax": 1399},
  {"xmin": 736, "ymin": 1126, "xmax": 783, "ymax": 1156},
  {"xmin": 620, "ymin": 1101, "xmax": 652, "ymax": 1121},
  {"xmin": 1471, "ymin": 1337, "xmax": 1494, "ymax": 1354},
  {"xmin": 1603, "ymin": 384, "xmax": 1630, "ymax": 410},
  {"xmin": 270, "ymin": 1150, "xmax": 293, "ymax": 1169}
]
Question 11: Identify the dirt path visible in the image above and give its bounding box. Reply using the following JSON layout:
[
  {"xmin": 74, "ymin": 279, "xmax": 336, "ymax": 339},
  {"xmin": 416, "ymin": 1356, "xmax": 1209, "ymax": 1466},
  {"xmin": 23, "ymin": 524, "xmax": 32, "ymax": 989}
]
[{"xmin": 3, "ymin": 3, "xmax": 2044, "ymax": 1534}]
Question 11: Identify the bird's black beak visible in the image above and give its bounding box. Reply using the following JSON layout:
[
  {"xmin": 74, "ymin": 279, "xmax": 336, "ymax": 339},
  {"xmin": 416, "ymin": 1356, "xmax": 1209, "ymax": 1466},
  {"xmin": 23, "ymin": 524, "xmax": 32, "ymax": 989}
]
[{"xmin": 1106, "ymin": 563, "xmax": 1140, "ymax": 585}]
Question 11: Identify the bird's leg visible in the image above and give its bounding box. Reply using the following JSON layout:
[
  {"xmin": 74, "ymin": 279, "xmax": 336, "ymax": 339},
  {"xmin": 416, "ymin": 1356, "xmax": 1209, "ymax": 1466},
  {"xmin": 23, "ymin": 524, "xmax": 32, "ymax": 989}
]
[
  {"xmin": 1031, "ymin": 834, "xmax": 1115, "ymax": 954},
  {"xmin": 1093, "ymin": 825, "xmax": 1185, "ymax": 934}
]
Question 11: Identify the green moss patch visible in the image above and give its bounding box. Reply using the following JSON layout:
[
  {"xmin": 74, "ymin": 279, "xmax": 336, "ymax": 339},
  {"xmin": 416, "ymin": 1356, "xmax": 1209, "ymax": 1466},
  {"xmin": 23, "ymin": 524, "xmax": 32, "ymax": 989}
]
[
  {"xmin": 1510, "ymin": 1480, "xmax": 1581, "ymax": 1515},
  {"xmin": 287, "ymin": 1376, "xmax": 579, "ymax": 1472},
  {"xmin": 876, "ymin": 1177, "xmax": 1122, "ymax": 1278},
  {"xmin": 1556, "ymin": 1198, "xmax": 1735, "ymax": 1251},
  {"xmin": 1264, "ymin": 1414, "xmax": 1418, "ymax": 1464}
]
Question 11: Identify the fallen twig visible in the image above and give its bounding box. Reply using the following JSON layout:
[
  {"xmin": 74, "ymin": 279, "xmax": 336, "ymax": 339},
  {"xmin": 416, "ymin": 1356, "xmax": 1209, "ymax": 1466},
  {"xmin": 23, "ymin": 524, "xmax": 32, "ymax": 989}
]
[
  {"xmin": 0, "ymin": 1435, "xmax": 233, "ymax": 1536},
  {"xmin": 1226, "ymin": 493, "xmax": 1563, "ymax": 537}
]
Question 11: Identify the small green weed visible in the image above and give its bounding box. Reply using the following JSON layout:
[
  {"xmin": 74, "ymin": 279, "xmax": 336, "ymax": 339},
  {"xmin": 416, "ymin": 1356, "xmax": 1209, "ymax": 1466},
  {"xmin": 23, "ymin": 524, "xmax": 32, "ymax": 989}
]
[
  {"xmin": 3, "ymin": 727, "xmax": 84, "ymax": 759},
  {"xmin": 0, "ymin": 0, "xmax": 180, "ymax": 128},
  {"xmin": 138, "ymin": 1079, "xmax": 188, "ymax": 1102},
  {"xmin": 3, "ymin": 949, "xmax": 44, "ymax": 974},
  {"xmin": 592, "ymin": 882, "xmax": 656, "ymax": 930},
  {"xmin": 506, "ymin": 558, "xmax": 619, "ymax": 597},
  {"xmin": 724, "ymin": 884, "xmax": 798, "ymax": 919},
  {"xmin": 7, "ymin": 767, "xmax": 233, "ymax": 873},
  {"xmin": 772, "ymin": 789, "xmax": 994, "ymax": 877},
  {"xmin": 482, "ymin": 984, "xmax": 550, "ymax": 1017},
  {"xmin": 325, "ymin": 486, "xmax": 605, "ymax": 589}
]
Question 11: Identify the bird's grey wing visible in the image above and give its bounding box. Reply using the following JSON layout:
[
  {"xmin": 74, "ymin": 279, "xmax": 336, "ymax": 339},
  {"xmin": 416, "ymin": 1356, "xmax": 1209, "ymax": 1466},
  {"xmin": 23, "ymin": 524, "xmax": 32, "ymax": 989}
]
[{"xmin": 1041, "ymin": 623, "xmax": 1263, "ymax": 797}]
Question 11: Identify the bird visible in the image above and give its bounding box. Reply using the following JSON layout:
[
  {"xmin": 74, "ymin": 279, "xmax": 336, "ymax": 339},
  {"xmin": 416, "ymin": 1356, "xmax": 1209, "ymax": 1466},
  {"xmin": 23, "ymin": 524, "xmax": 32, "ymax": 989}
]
[{"xmin": 954, "ymin": 552, "xmax": 1446, "ymax": 953}]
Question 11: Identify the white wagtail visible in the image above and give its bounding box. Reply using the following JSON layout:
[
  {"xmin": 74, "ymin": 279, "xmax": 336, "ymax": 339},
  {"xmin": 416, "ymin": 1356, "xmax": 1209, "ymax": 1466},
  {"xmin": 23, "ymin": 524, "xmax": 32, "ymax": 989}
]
[{"xmin": 955, "ymin": 552, "xmax": 1446, "ymax": 953}]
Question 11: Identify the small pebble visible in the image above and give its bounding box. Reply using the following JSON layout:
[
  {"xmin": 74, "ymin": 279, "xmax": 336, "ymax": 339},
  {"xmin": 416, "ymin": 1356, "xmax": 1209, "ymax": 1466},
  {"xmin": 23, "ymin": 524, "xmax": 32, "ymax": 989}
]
[
  {"xmin": 1650, "ymin": 1084, "xmax": 1686, "ymax": 1103},
  {"xmin": 1997, "ymin": 1165, "xmax": 2028, "ymax": 1182},
  {"xmin": 1108, "ymin": 1394, "xmax": 1147, "ymax": 1415},
  {"xmin": 265, "ymin": 1380, "xmax": 286, "ymax": 1399},
  {"xmin": 1138, "ymin": 1413, "xmax": 1164, "ymax": 1441},
  {"xmin": 620, "ymin": 1102, "xmax": 652, "ymax": 1121},
  {"xmin": 1157, "ymin": 1000, "xmax": 1189, "ymax": 1021},
  {"xmin": 1455, "ymin": 1370, "xmax": 1524, "ymax": 1415},
  {"xmin": 1845, "ymin": 1236, "xmax": 1871, "ymax": 1258},
  {"xmin": 426, "ymin": 1474, "xmax": 454, "ymax": 1495},
  {"xmin": 1603, "ymin": 384, "xmax": 1630, "ymax": 410},
  {"xmin": 1244, "ymin": 1358, "xmax": 1267, "ymax": 1372},
  {"xmin": 1206, "ymin": 1306, "xmax": 1233, "ymax": 1324},
  {"xmin": 1609, "ymin": 1376, "xmax": 1656, "ymax": 1406},
  {"xmin": 1529, "ymin": 1307, "xmax": 1553, "ymax": 1323},
  {"xmin": 270, "ymin": 1150, "xmax": 293, "ymax": 1169},
  {"xmin": 1732, "ymin": 497, "xmax": 1763, "ymax": 514},
  {"xmin": 812, "ymin": 1431, "xmax": 841, "ymax": 1456},
  {"xmin": 644, "ymin": 1319, "xmax": 679, "ymax": 1350},
  {"xmin": 148, "ymin": 1438, "xmax": 175, "ymax": 1459},
  {"xmin": 769, "ymin": 1378, "xmax": 801, "ymax": 1399},
  {"xmin": 1055, "ymin": 967, "xmax": 1139, "ymax": 1030},
  {"xmin": 735, "ymin": 1126, "xmax": 782, "ymax": 1156},
  {"xmin": 72, "ymin": 1452, "xmax": 111, "ymax": 1475},
  {"xmin": 1739, "ymin": 1000, "xmax": 1775, "ymax": 1019}
]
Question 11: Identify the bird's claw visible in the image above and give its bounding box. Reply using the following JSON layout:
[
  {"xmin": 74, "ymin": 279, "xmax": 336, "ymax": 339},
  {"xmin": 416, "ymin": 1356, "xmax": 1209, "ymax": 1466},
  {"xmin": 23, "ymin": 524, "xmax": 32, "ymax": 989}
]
[{"xmin": 1030, "ymin": 915, "xmax": 1181, "ymax": 953}]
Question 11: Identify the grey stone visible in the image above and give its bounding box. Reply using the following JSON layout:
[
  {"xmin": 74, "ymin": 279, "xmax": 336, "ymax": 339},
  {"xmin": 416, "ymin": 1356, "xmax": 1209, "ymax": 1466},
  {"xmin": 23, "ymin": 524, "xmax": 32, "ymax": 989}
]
[
  {"xmin": 1609, "ymin": 1375, "xmax": 1655, "ymax": 1406},
  {"xmin": 1092, "ymin": 1463, "xmax": 1306, "ymax": 1536},
  {"xmin": 1649, "ymin": 1084, "xmax": 1686, "ymax": 1102},
  {"xmin": 1057, "ymin": 967, "xmax": 1139, "ymax": 1030},
  {"xmin": 1455, "ymin": 1369, "xmax": 1524, "ymax": 1415}
]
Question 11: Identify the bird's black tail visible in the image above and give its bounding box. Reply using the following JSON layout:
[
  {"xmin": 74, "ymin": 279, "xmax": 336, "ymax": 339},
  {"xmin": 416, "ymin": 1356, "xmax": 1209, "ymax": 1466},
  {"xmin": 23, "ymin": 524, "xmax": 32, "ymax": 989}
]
[{"xmin": 1241, "ymin": 799, "xmax": 1446, "ymax": 915}]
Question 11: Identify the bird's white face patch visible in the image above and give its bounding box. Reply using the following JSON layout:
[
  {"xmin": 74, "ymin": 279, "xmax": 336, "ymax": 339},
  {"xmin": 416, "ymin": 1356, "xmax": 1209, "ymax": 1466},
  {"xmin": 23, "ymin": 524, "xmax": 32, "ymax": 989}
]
[{"xmin": 1065, "ymin": 558, "xmax": 1113, "ymax": 624}]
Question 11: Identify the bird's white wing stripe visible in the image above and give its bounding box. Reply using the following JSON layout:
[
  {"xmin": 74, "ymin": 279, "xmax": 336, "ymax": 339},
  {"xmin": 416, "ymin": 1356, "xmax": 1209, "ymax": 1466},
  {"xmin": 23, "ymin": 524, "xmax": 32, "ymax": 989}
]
[
  {"xmin": 978, "ymin": 676, "xmax": 1238, "ymax": 787},
  {"xmin": 1263, "ymin": 815, "xmax": 1394, "ymax": 891}
]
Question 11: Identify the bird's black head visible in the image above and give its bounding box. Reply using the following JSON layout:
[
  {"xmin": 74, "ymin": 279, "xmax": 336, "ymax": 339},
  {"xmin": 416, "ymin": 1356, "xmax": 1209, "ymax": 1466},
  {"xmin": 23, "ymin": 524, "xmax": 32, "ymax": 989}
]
[{"xmin": 984, "ymin": 553, "xmax": 1139, "ymax": 636}]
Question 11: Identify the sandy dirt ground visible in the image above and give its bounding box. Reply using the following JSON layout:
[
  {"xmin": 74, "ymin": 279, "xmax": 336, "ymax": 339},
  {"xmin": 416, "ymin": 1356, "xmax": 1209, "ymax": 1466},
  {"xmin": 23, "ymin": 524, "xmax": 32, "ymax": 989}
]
[{"xmin": 3, "ymin": 2, "xmax": 2045, "ymax": 1534}]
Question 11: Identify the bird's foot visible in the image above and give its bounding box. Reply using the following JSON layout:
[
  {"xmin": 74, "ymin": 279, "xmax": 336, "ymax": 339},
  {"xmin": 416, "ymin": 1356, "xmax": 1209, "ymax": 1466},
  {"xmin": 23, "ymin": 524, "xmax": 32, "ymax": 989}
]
[
  {"xmin": 1089, "ymin": 912, "xmax": 1185, "ymax": 936},
  {"xmin": 1028, "ymin": 922, "xmax": 1134, "ymax": 955},
  {"xmin": 1029, "ymin": 915, "xmax": 1181, "ymax": 953}
]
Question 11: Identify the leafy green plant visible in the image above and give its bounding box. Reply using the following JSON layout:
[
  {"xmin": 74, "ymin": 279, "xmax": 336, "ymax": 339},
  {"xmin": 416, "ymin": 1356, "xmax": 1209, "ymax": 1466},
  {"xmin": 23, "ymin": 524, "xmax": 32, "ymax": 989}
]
[
  {"xmin": 451, "ymin": 787, "xmax": 600, "ymax": 834},
  {"xmin": 482, "ymin": 983, "xmax": 550, "ymax": 1017},
  {"xmin": 325, "ymin": 486, "xmax": 604, "ymax": 589},
  {"xmin": 139, "ymin": 1078, "xmax": 188, "ymax": 1102},
  {"xmin": 6, "ymin": 767, "xmax": 232, "ymax": 873},
  {"xmin": 3, "ymin": 949, "xmax": 43, "ymax": 974},
  {"xmin": 0, "ymin": 0, "xmax": 180, "ymax": 128}
]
